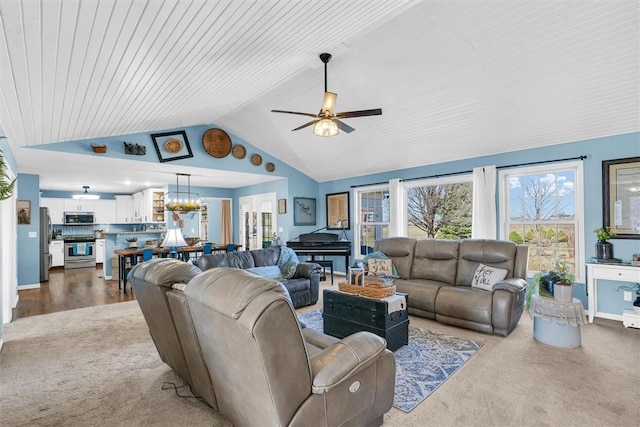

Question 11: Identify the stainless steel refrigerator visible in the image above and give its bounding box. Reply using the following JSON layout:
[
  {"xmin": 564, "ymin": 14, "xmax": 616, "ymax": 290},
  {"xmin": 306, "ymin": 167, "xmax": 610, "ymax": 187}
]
[{"xmin": 39, "ymin": 207, "xmax": 52, "ymax": 281}]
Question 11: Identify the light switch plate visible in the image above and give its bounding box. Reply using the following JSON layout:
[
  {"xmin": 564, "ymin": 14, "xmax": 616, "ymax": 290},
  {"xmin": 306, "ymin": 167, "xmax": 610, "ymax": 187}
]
[{"xmin": 28, "ymin": 231, "xmax": 37, "ymax": 238}]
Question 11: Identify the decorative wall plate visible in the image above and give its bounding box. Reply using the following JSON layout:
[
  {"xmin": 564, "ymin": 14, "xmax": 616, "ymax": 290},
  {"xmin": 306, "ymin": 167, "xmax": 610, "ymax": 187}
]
[
  {"xmin": 202, "ymin": 128, "xmax": 232, "ymax": 158},
  {"xmin": 232, "ymin": 144, "xmax": 246, "ymax": 159},
  {"xmin": 266, "ymin": 162, "xmax": 275, "ymax": 172},
  {"xmin": 251, "ymin": 154, "xmax": 262, "ymax": 166},
  {"xmin": 164, "ymin": 139, "xmax": 183, "ymax": 153}
]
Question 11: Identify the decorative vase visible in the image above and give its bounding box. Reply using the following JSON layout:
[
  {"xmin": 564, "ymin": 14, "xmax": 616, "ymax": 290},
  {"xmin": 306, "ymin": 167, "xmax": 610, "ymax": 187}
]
[
  {"xmin": 538, "ymin": 271, "xmax": 560, "ymax": 297},
  {"xmin": 595, "ymin": 241, "xmax": 613, "ymax": 260},
  {"xmin": 553, "ymin": 279, "xmax": 573, "ymax": 302}
]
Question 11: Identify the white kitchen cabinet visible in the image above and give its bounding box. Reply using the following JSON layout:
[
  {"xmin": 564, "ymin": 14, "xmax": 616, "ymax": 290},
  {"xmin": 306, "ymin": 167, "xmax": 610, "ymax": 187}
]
[
  {"xmin": 63, "ymin": 199, "xmax": 95, "ymax": 212},
  {"xmin": 95, "ymin": 238, "xmax": 105, "ymax": 264},
  {"xmin": 50, "ymin": 240, "xmax": 65, "ymax": 267},
  {"xmin": 41, "ymin": 197, "xmax": 65, "ymax": 224},
  {"xmin": 115, "ymin": 195, "xmax": 134, "ymax": 223},
  {"xmin": 132, "ymin": 192, "xmax": 144, "ymax": 221},
  {"xmin": 143, "ymin": 188, "xmax": 166, "ymax": 223},
  {"xmin": 93, "ymin": 200, "xmax": 117, "ymax": 224}
]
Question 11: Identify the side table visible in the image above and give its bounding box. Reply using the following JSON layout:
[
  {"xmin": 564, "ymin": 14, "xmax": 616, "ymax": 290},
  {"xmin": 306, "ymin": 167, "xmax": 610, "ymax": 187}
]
[{"xmin": 530, "ymin": 295, "xmax": 587, "ymax": 348}]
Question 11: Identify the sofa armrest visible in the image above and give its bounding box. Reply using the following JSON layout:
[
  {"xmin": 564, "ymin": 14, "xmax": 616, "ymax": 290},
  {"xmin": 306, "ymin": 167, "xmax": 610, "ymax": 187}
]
[
  {"xmin": 309, "ymin": 332, "xmax": 387, "ymax": 394},
  {"xmin": 293, "ymin": 262, "xmax": 321, "ymax": 279},
  {"xmin": 493, "ymin": 277, "xmax": 527, "ymax": 294}
]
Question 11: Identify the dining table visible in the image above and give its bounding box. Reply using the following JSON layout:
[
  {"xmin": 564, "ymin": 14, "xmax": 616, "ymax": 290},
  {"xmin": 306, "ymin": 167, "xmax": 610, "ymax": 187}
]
[{"xmin": 114, "ymin": 243, "xmax": 242, "ymax": 293}]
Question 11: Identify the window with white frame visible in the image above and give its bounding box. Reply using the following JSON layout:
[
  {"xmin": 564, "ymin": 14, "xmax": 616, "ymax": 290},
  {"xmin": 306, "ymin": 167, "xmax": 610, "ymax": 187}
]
[
  {"xmin": 499, "ymin": 161, "xmax": 584, "ymax": 281},
  {"xmin": 354, "ymin": 185, "xmax": 390, "ymax": 256},
  {"xmin": 404, "ymin": 175, "xmax": 473, "ymax": 239}
]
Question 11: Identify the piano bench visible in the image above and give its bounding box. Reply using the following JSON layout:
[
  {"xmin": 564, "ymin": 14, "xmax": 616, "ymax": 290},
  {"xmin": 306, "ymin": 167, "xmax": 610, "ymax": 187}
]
[{"xmin": 308, "ymin": 259, "xmax": 334, "ymax": 285}]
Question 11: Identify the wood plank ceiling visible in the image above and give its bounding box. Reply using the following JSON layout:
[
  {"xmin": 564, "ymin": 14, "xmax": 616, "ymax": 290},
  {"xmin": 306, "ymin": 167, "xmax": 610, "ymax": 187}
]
[{"xmin": 0, "ymin": 0, "xmax": 638, "ymax": 190}]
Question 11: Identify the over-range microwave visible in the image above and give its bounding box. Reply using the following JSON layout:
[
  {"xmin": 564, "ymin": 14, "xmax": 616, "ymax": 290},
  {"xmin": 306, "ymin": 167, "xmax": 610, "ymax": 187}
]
[{"xmin": 64, "ymin": 211, "xmax": 95, "ymax": 225}]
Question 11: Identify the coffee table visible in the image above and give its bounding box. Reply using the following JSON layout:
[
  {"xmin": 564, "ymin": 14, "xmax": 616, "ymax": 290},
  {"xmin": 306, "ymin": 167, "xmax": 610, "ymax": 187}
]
[{"xmin": 322, "ymin": 289, "xmax": 409, "ymax": 351}]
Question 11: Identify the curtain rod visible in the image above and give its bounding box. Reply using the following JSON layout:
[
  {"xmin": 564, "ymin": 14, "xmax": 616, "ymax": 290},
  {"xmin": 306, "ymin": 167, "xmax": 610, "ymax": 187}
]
[{"xmin": 350, "ymin": 155, "xmax": 587, "ymax": 188}]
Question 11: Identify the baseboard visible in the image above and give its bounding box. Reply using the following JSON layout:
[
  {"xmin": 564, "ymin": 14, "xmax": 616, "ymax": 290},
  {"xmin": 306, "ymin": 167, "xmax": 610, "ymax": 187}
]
[
  {"xmin": 104, "ymin": 275, "xmax": 112, "ymax": 280},
  {"xmin": 595, "ymin": 311, "xmax": 623, "ymax": 322},
  {"xmin": 18, "ymin": 283, "xmax": 41, "ymax": 290},
  {"xmin": 0, "ymin": 337, "xmax": 3, "ymax": 351}
]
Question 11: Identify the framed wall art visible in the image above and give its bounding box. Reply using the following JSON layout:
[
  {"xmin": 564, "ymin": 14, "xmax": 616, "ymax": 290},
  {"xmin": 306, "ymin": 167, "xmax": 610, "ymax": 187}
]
[
  {"xmin": 326, "ymin": 191, "xmax": 350, "ymax": 229},
  {"xmin": 278, "ymin": 198, "xmax": 287, "ymax": 214},
  {"xmin": 293, "ymin": 197, "xmax": 316, "ymax": 226},
  {"xmin": 17, "ymin": 200, "xmax": 31, "ymax": 225},
  {"xmin": 151, "ymin": 130, "xmax": 193, "ymax": 162},
  {"xmin": 602, "ymin": 156, "xmax": 640, "ymax": 239}
]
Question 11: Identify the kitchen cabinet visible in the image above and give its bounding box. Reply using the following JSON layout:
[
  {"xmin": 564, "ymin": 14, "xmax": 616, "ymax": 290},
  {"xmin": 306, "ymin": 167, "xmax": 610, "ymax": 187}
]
[
  {"xmin": 50, "ymin": 240, "xmax": 65, "ymax": 267},
  {"xmin": 115, "ymin": 195, "xmax": 134, "ymax": 223},
  {"xmin": 41, "ymin": 197, "xmax": 65, "ymax": 224},
  {"xmin": 95, "ymin": 239, "xmax": 105, "ymax": 264},
  {"xmin": 63, "ymin": 199, "xmax": 95, "ymax": 212},
  {"xmin": 131, "ymin": 188, "xmax": 165, "ymax": 223},
  {"xmin": 94, "ymin": 200, "xmax": 117, "ymax": 224}
]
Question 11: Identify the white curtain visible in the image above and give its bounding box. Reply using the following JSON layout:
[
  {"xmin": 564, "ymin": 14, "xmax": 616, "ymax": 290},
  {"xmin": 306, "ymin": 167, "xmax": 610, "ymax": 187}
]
[
  {"xmin": 388, "ymin": 178, "xmax": 405, "ymax": 237},
  {"xmin": 472, "ymin": 165, "xmax": 497, "ymax": 239}
]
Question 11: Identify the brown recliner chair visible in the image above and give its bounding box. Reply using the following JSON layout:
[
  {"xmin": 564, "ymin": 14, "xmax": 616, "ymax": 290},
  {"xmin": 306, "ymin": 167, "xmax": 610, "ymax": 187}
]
[
  {"xmin": 184, "ymin": 267, "xmax": 396, "ymax": 427},
  {"xmin": 128, "ymin": 258, "xmax": 218, "ymax": 410}
]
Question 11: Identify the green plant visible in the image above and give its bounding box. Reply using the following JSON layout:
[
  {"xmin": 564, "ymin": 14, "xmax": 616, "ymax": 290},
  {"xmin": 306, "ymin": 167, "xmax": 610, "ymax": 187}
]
[
  {"xmin": 594, "ymin": 226, "xmax": 614, "ymax": 242},
  {"xmin": 525, "ymin": 259, "xmax": 576, "ymax": 309},
  {"xmin": 0, "ymin": 146, "xmax": 17, "ymax": 201}
]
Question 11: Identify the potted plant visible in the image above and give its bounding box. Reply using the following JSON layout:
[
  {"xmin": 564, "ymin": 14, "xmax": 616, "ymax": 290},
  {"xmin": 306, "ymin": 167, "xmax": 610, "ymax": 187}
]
[
  {"xmin": 594, "ymin": 226, "xmax": 614, "ymax": 260},
  {"xmin": 526, "ymin": 259, "xmax": 576, "ymax": 308},
  {"xmin": 126, "ymin": 237, "xmax": 138, "ymax": 248},
  {"xmin": 0, "ymin": 148, "xmax": 16, "ymax": 201}
]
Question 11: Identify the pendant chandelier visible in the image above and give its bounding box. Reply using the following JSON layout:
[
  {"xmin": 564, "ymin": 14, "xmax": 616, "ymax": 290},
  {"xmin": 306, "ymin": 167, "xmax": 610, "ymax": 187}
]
[{"xmin": 164, "ymin": 173, "xmax": 201, "ymax": 213}]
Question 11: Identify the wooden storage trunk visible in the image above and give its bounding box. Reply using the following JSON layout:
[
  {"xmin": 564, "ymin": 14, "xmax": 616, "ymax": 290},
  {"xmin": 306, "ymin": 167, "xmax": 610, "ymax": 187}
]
[{"xmin": 322, "ymin": 289, "xmax": 409, "ymax": 351}]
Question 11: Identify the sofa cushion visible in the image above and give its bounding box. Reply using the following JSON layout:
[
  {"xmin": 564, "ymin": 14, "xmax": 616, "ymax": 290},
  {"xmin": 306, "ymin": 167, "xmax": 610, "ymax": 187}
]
[
  {"xmin": 410, "ymin": 239, "xmax": 459, "ymax": 284},
  {"xmin": 470, "ymin": 263, "xmax": 508, "ymax": 291},
  {"xmin": 363, "ymin": 251, "xmax": 399, "ymax": 277},
  {"xmin": 435, "ymin": 286, "xmax": 493, "ymax": 325},
  {"xmin": 251, "ymin": 246, "xmax": 280, "ymax": 267},
  {"xmin": 375, "ymin": 237, "xmax": 416, "ymax": 279},
  {"xmin": 394, "ymin": 279, "xmax": 443, "ymax": 315},
  {"xmin": 279, "ymin": 246, "xmax": 300, "ymax": 279},
  {"xmin": 246, "ymin": 266, "xmax": 283, "ymax": 280},
  {"xmin": 283, "ymin": 277, "xmax": 311, "ymax": 293},
  {"xmin": 456, "ymin": 239, "xmax": 517, "ymax": 286}
]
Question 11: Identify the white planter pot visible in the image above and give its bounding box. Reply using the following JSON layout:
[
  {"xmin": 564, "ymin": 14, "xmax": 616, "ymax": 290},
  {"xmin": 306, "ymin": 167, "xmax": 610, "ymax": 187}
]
[{"xmin": 554, "ymin": 283, "xmax": 573, "ymax": 302}]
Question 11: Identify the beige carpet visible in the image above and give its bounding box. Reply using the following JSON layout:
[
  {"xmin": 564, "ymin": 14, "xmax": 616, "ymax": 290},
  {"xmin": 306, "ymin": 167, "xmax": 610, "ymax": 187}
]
[{"xmin": 1, "ymin": 296, "xmax": 638, "ymax": 426}]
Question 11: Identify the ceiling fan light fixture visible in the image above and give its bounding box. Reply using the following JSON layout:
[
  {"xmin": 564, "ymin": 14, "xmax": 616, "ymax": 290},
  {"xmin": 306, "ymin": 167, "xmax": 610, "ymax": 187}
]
[
  {"xmin": 313, "ymin": 118, "xmax": 339, "ymax": 137},
  {"xmin": 72, "ymin": 186, "xmax": 99, "ymax": 200}
]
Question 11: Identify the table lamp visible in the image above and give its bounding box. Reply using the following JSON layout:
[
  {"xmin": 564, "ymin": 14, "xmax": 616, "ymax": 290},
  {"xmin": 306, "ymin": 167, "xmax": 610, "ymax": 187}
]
[{"xmin": 161, "ymin": 228, "xmax": 187, "ymax": 259}]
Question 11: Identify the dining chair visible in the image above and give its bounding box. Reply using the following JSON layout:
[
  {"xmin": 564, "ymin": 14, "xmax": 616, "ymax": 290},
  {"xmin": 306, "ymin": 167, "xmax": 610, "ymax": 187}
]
[
  {"xmin": 142, "ymin": 248, "xmax": 154, "ymax": 261},
  {"xmin": 225, "ymin": 244, "xmax": 235, "ymax": 253},
  {"xmin": 203, "ymin": 242, "xmax": 212, "ymax": 254}
]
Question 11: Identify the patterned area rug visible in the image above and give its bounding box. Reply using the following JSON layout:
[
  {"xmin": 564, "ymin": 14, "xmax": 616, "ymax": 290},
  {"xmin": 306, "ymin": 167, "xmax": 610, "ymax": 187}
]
[{"xmin": 298, "ymin": 310, "xmax": 483, "ymax": 412}]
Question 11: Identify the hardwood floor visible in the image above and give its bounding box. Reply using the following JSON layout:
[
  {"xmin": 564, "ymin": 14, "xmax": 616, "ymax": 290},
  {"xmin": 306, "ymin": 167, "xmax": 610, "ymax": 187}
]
[{"xmin": 12, "ymin": 266, "xmax": 135, "ymax": 319}]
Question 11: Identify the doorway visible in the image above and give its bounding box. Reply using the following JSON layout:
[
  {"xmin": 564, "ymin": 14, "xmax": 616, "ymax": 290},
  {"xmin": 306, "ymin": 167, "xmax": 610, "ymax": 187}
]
[{"xmin": 239, "ymin": 192, "xmax": 277, "ymax": 251}]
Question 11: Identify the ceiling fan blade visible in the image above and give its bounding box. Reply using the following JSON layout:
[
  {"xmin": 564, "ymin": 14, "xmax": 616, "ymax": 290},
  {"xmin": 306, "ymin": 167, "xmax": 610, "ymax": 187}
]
[
  {"xmin": 271, "ymin": 109, "xmax": 319, "ymax": 119},
  {"xmin": 321, "ymin": 92, "xmax": 337, "ymax": 115},
  {"xmin": 335, "ymin": 119, "xmax": 355, "ymax": 133},
  {"xmin": 335, "ymin": 108, "xmax": 383, "ymax": 119},
  {"xmin": 291, "ymin": 119, "xmax": 319, "ymax": 131}
]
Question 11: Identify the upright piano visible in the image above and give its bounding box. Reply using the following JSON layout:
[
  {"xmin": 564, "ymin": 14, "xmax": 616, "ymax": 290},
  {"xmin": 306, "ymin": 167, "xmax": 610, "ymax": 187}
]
[{"xmin": 286, "ymin": 232, "xmax": 351, "ymax": 270}]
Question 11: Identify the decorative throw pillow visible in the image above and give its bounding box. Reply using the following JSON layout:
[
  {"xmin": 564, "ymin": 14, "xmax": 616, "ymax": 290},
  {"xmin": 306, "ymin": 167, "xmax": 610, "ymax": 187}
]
[
  {"xmin": 246, "ymin": 266, "xmax": 283, "ymax": 280},
  {"xmin": 367, "ymin": 258, "xmax": 393, "ymax": 276},
  {"xmin": 471, "ymin": 263, "xmax": 508, "ymax": 291},
  {"xmin": 362, "ymin": 251, "xmax": 399, "ymax": 278},
  {"xmin": 278, "ymin": 246, "xmax": 300, "ymax": 279}
]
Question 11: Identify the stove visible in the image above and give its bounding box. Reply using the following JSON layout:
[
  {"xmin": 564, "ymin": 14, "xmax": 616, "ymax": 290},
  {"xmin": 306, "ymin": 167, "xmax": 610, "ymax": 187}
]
[
  {"xmin": 63, "ymin": 235, "xmax": 96, "ymax": 243},
  {"xmin": 63, "ymin": 236, "xmax": 97, "ymax": 269}
]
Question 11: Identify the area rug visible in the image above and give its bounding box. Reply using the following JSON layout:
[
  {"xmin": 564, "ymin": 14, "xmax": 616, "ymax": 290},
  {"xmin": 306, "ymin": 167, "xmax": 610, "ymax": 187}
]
[{"xmin": 298, "ymin": 310, "xmax": 483, "ymax": 412}]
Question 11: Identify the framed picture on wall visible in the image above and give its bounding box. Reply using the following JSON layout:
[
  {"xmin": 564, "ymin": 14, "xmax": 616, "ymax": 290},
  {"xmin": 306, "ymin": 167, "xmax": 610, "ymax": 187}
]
[
  {"xmin": 293, "ymin": 197, "xmax": 316, "ymax": 226},
  {"xmin": 278, "ymin": 198, "xmax": 287, "ymax": 214},
  {"xmin": 17, "ymin": 200, "xmax": 31, "ymax": 225},
  {"xmin": 326, "ymin": 192, "xmax": 350, "ymax": 229},
  {"xmin": 603, "ymin": 156, "xmax": 640, "ymax": 239},
  {"xmin": 150, "ymin": 130, "xmax": 193, "ymax": 162}
]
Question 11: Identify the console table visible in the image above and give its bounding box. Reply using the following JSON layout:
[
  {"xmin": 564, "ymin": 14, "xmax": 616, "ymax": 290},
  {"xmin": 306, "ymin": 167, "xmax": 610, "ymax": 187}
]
[{"xmin": 586, "ymin": 262, "xmax": 640, "ymax": 323}]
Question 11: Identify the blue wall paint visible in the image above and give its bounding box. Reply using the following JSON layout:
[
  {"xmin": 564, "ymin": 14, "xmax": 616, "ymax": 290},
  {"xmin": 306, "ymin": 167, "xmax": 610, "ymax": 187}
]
[
  {"xmin": 17, "ymin": 174, "xmax": 41, "ymax": 287},
  {"xmin": 319, "ymin": 132, "xmax": 640, "ymax": 316}
]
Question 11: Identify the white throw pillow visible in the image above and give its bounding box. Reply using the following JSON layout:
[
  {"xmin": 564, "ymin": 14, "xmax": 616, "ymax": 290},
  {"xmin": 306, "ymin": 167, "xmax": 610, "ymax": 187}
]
[
  {"xmin": 367, "ymin": 258, "xmax": 393, "ymax": 276},
  {"xmin": 471, "ymin": 263, "xmax": 508, "ymax": 291}
]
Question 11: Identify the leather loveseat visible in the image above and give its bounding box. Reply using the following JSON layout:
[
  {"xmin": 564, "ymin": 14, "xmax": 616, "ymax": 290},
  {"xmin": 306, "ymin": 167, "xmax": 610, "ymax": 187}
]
[
  {"xmin": 375, "ymin": 238, "xmax": 529, "ymax": 336},
  {"xmin": 197, "ymin": 246, "xmax": 321, "ymax": 308},
  {"xmin": 129, "ymin": 259, "xmax": 396, "ymax": 426}
]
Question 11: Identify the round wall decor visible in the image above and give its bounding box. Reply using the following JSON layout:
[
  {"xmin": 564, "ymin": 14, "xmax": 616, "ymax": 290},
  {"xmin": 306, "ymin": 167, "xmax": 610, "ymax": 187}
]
[
  {"xmin": 232, "ymin": 144, "xmax": 246, "ymax": 159},
  {"xmin": 164, "ymin": 139, "xmax": 183, "ymax": 153},
  {"xmin": 202, "ymin": 128, "xmax": 232, "ymax": 158},
  {"xmin": 250, "ymin": 153, "xmax": 262, "ymax": 166},
  {"xmin": 266, "ymin": 162, "xmax": 275, "ymax": 172}
]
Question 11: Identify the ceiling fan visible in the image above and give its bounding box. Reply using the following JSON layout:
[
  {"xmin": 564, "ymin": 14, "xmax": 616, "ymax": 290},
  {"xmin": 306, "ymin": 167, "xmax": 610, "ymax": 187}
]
[{"xmin": 271, "ymin": 53, "xmax": 382, "ymax": 136}]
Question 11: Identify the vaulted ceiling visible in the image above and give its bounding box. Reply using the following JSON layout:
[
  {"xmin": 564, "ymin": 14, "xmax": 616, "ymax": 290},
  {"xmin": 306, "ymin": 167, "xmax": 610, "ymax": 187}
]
[{"xmin": 0, "ymin": 1, "xmax": 638, "ymax": 192}]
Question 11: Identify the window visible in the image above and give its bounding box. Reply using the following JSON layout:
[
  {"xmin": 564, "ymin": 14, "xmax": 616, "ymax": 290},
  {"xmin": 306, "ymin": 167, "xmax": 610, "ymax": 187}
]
[
  {"xmin": 405, "ymin": 176, "xmax": 473, "ymax": 239},
  {"xmin": 354, "ymin": 185, "xmax": 390, "ymax": 256},
  {"xmin": 499, "ymin": 161, "xmax": 584, "ymax": 281}
]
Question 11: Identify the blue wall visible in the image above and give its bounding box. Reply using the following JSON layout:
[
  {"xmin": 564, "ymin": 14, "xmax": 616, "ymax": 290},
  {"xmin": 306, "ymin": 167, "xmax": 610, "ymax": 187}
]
[{"xmin": 17, "ymin": 173, "xmax": 41, "ymax": 287}]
